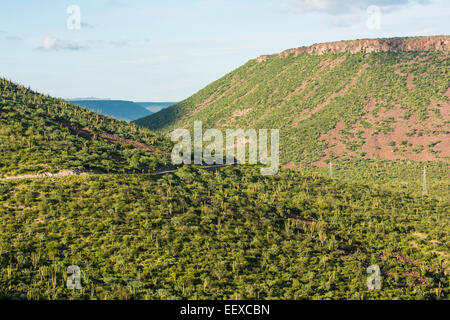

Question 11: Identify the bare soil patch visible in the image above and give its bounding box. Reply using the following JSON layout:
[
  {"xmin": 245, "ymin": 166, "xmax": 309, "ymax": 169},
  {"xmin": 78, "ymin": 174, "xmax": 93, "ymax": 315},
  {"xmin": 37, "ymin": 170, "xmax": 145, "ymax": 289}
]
[
  {"xmin": 294, "ymin": 64, "xmax": 369, "ymax": 126},
  {"xmin": 55, "ymin": 119, "xmax": 165, "ymax": 154}
]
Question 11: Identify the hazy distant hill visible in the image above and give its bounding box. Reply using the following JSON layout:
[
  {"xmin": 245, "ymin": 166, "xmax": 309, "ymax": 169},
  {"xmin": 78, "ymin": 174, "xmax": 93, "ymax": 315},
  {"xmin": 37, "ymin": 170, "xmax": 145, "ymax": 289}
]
[
  {"xmin": 68, "ymin": 97, "xmax": 109, "ymax": 101},
  {"xmin": 135, "ymin": 102, "xmax": 176, "ymax": 113},
  {"xmin": 69, "ymin": 100, "xmax": 153, "ymax": 121},
  {"xmin": 136, "ymin": 36, "xmax": 449, "ymax": 167}
]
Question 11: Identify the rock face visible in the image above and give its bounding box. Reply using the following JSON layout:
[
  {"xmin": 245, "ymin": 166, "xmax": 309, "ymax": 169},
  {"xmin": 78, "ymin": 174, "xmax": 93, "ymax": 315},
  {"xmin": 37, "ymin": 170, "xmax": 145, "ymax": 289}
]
[
  {"xmin": 256, "ymin": 55, "xmax": 269, "ymax": 62},
  {"xmin": 275, "ymin": 36, "xmax": 449, "ymax": 58}
]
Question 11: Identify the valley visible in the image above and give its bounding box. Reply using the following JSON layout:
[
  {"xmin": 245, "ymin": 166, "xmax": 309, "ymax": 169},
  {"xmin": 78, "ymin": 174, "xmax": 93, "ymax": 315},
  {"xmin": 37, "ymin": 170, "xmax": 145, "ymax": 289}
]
[{"xmin": 0, "ymin": 36, "xmax": 448, "ymax": 301}]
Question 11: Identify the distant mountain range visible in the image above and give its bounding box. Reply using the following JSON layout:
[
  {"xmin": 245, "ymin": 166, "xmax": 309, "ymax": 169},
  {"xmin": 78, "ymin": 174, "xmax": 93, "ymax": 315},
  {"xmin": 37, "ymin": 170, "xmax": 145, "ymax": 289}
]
[
  {"xmin": 67, "ymin": 99, "xmax": 176, "ymax": 121},
  {"xmin": 68, "ymin": 97, "xmax": 111, "ymax": 101}
]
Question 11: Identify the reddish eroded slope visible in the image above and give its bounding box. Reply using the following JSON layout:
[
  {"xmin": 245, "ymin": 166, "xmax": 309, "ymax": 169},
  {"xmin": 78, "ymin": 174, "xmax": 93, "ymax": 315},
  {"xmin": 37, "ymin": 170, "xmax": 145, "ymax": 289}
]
[
  {"xmin": 314, "ymin": 88, "xmax": 450, "ymax": 167},
  {"xmin": 136, "ymin": 36, "xmax": 449, "ymax": 166},
  {"xmin": 56, "ymin": 119, "xmax": 166, "ymax": 154}
]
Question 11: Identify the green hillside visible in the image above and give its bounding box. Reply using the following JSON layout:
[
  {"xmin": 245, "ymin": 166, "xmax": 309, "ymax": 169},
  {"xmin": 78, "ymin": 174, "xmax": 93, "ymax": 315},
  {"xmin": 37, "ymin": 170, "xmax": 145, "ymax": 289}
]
[
  {"xmin": 135, "ymin": 37, "xmax": 450, "ymax": 166},
  {"xmin": 0, "ymin": 79, "xmax": 172, "ymax": 177},
  {"xmin": 0, "ymin": 166, "xmax": 448, "ymax": 300}
]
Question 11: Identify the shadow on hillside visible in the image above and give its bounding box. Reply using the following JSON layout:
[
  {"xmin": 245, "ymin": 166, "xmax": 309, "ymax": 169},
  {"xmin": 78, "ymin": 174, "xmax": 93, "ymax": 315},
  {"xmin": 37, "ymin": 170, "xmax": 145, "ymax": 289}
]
[{"xmin": 134, "ymin": 103, "xmax": 183, "ymax": 131}]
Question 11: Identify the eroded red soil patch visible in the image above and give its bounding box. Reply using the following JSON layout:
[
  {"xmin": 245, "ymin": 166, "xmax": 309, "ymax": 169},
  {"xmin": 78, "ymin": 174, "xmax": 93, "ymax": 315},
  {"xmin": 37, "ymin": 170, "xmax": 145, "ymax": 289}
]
[
  {"xmin": 56, "ymin": 119, "xmax": 165, "ymax": 154},
  {"xmin": 294, "ymin": 64, "xmax": 369, "ymax": 126},
  {"xmin": 283, "ymin": 162, "xmax": 302, "ymax": 170},
  {"xmin": 191, "ymin": 79, "xmax": 246, "ymax": 116},
  {"xmin": 254, "ymin": 56, "xmax": 348, "ymax": 127},
  {"xmin": 313, "ymin": 90, "xmax": 450, "ymax": 166},
  {"xmin": 313, "ymin": 120, "xmax": 356, "ymax": 167}
]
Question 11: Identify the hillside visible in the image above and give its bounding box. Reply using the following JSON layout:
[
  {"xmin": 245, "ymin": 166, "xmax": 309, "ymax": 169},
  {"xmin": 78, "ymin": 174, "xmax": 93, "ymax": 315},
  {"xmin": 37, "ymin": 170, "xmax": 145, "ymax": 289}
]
[
  {"xmin": 135, "ymin": 36, "xmax": 450, "ymax": 166},
  {"xmin": 68, "ymin": 100, "xmax": 153, "ymax": 121},
  {"xmin": 0, "ymin": 166, "xmax": 448, "ymax": 299},
  {"xmin": 0, "ymin": 77, "xmax": 448, "ymax": 301},
  {"xmin": 135, "ymin": 102, "xmax": 176, "ymax": 114},
  {"xmin": 0, "ymin": 79, "xmax": 173, "ymax": 177}
]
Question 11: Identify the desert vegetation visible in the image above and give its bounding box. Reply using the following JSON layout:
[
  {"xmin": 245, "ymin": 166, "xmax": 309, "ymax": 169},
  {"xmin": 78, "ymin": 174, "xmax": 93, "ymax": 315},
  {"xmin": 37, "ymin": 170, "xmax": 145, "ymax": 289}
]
[
  {"xmin": 0, "ymin": 166, "xmax": 448, "ymax": 300},
  {"xmin": 0, "ymin": 79, "xmax": 173, "ymax": 177},
  {"xmin": 136, "ymin": 46, "xmax": 449, "ymax": 166},
  {"xmin": 0, "ymin": 38, "xmax": 448, "ymax": 301}
]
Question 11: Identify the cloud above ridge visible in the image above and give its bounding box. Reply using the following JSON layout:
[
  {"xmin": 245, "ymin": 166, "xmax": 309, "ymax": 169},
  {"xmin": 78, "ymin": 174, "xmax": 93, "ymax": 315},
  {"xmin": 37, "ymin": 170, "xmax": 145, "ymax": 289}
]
[
  {"xmin": 37, "ymin": 36, "xmax": 84, "ymax": 51},
  {"xmin": 280, "ymin": 0, "xmax": 430, "ymax": 14}
]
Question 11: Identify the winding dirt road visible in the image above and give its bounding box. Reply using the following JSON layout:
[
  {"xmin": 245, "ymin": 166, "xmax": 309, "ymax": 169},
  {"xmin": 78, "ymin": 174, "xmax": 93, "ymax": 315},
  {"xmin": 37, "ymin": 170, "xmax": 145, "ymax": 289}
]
[{"xmin": 0, "ymin": 164, "xmax": 232, "ymax": 181}]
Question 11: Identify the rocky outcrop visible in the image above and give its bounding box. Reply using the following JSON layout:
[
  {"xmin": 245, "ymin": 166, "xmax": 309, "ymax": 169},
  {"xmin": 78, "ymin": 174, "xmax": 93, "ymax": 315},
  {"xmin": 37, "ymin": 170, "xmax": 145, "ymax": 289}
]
[
  {"xmin": 256, "ymin": 55, "xmax": 270, "ymax": 62},
  {"xmin": 273, "ymin": 36, "xmax": 449, "ymax": 58}
]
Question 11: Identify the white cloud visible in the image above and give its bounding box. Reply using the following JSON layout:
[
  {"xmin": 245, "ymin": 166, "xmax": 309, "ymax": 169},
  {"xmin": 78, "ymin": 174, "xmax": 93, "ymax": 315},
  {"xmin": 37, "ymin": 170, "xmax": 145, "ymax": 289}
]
[
  {"xmin": 280, "ymin": 0, "xmax": 430, "ymax": 14},
  {"xmin": 5, "ymin": 35, "xmax": 22, "ymax": 41},
  {"xmin": 38, "ymin": 36, "xmax": 84, "ymax": 51},
  {"xmin": 289, "ymin": 0, "xmax": 331, "ymax": 12}
]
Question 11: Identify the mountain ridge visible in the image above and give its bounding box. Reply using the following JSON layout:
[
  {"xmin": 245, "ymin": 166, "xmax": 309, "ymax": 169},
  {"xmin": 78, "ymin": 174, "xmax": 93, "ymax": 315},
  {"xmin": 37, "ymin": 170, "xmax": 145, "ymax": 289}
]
[
  {"xmin": 256, "ymin": 36, "xmax": 449, "ymax": 62},
  {"xmin": 135, "ymin": 36, "xmax": 450, "ymax": 167}
]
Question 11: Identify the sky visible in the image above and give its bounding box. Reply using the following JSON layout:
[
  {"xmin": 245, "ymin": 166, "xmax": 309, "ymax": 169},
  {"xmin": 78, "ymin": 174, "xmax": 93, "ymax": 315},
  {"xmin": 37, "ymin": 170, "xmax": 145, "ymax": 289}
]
[{"xmin": 0, "ymin": 0, "xmax": 449, "ymax": 101}]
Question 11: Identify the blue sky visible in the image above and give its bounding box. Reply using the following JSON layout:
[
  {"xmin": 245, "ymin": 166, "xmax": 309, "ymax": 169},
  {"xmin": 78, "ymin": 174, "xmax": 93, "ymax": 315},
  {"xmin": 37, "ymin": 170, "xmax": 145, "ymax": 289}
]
[{"xmin": 0, "ymin": 0, "xmax": 448, "ymax": 101}]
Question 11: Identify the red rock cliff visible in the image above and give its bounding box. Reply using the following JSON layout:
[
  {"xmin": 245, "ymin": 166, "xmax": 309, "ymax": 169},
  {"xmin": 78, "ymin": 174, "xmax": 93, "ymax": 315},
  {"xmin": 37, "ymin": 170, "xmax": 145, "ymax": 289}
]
[{"xmin": 271, "ymin": 36, "xmax": 449, "ymax": 59}]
